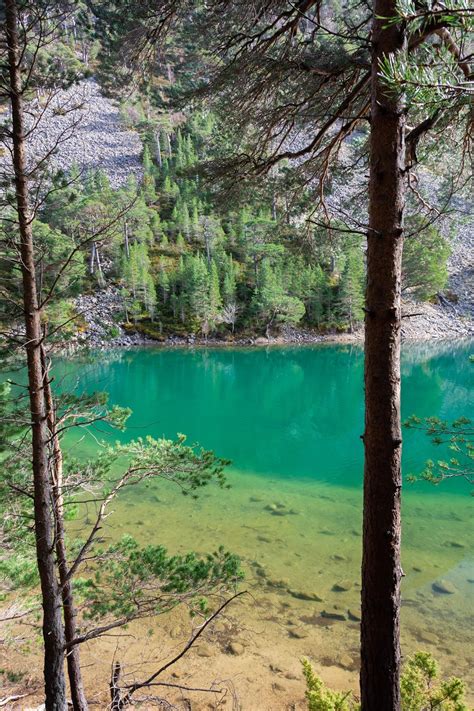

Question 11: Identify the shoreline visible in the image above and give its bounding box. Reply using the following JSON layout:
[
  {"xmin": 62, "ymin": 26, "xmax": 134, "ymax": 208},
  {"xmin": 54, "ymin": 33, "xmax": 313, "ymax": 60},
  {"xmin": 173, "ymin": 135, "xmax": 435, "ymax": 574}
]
[
  {"xmin": 59, "ymin": 326, "xmax": 473, "ymax": 356},
  {"xmin": 67, "ymin": 287, "xmax": 474, "ymax": 354}
]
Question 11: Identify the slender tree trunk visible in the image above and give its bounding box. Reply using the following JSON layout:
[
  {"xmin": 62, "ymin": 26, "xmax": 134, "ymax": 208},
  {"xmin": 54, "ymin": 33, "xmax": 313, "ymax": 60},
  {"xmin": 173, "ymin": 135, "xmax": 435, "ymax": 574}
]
[
  {"xmin": 5, "ymin": 1, "xmax": 67, "ymax": 707},
  {"xmin": 156, "ymin": 131, "xmax": 162, "ymax": 168},
  {"xmin": 110, "ymin": 662, "xmax": 121, "ymax": 711},
  {"xmin": 124, "ymin": 222, "xmax": 130, "ymax": 258},
  {"xmin": 361, "ymin": 2, "xmax": 406, "ymax": 709},
  {"xmin": 41, "ymin": 347, "xmax": 89, "ymax": 711},
  {"xmin": 95, "ymin": 245, "xmax": 104, "ymax": 285},
  {"xmin": 89, "ymin": 241, "xmax": 96, "ymax": 274}
]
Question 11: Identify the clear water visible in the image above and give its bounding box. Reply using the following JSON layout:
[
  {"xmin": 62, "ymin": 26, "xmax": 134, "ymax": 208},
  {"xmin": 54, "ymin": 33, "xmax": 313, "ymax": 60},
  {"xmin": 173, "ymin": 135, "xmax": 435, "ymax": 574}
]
[{"xmin": 56, "ymin": 341, "xmax": 473, "ymax": 693}]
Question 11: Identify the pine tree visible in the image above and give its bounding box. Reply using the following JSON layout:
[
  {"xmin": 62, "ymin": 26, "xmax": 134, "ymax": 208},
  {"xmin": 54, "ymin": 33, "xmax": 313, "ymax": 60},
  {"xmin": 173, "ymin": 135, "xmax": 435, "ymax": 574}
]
[
  {"xmin": 222, "ymin": 253, "xmax": 237, "ymax": 305},
  {"xmin": 402, "ymin": 218, "xmax": 450, "ymax": 300},
  {"xmin": 175, "ymin": 129, "xmax": 185, "ymax": 170},
  {"xmin": 186, "ymin": 254, "xmax": 207, "ymax": 329},
  {"xmin": 306, "ymin": 265, "xmax": 328, "ymax": 328},
  {"xmin": 176, "ymin": 232, "xmax": 186, "ymax": 252},
  {"xmin": 191, "ymin": 203, "xmax": 200, "ymax": 238},
  {"xmin": 336, "ymin": 248, "xmax": 365, "ymax": 332},
  {"xmin": 181, "ymin": 201, "xmax": 191, "ymax": 239},
  {"xmin": 142, "ymin": 145, "xmax": 157, "ymax": 204},
  {"xmin": 157, "ymin": 258, "xmax": 170, "ymax": 302},
  {"xmin": 122, "ymin": 243, "xmax": 157, "ymax": 319},
  {"xmin": 252, "ymin": 260, "xmax": 304, "ymax": 338},
  {"xmin": 184, "ymin": 133, "xmax": 197, "ymax": 166},
  {"xmin": 208, "ymin": 258, "xmax": 222, "ymax": 328}
]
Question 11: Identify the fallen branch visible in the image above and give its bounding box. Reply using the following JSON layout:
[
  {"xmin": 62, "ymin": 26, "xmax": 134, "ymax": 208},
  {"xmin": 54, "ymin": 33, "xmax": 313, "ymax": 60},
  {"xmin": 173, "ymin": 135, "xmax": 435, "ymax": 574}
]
[{"xmin": 111, "ymin": 591, "xmax": 247, "ymax": 709}]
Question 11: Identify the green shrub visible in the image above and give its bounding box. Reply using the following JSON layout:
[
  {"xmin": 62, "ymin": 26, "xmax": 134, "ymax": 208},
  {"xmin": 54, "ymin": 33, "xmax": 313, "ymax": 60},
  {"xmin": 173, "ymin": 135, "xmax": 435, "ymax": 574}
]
[{"xmin": 302, "ymin": 652, "xmax": 468, "ymax": 711}]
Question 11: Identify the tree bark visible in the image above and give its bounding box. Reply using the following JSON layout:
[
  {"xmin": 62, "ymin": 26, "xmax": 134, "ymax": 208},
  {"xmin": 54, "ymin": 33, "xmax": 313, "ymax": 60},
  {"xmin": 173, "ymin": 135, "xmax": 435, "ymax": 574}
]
[
  {"xmin": 41, "ymin": 347, "xmax": 89, "ymax": 711},
  {"xmin": 5, "ymin": 1, "xmax": 67, "ymax": 707},
  {"xmin": 361, "ymin": 2, "xmax": 406, "ymax": 709}
]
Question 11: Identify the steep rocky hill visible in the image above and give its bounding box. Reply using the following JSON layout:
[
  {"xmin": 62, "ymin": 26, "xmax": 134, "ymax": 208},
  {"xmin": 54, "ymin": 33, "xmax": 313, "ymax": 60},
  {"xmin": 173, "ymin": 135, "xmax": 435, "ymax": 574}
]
[{"xmin": 2, "ymin": 79, "xmax": 472, "ymax": 345}]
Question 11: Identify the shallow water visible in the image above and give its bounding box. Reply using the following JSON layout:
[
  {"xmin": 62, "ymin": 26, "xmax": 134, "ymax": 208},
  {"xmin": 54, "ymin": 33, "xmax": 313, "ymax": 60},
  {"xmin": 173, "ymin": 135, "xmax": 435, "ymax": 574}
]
[{"xmin": 57, "ymin": 341, "xmax": 473, "ymax": 699}]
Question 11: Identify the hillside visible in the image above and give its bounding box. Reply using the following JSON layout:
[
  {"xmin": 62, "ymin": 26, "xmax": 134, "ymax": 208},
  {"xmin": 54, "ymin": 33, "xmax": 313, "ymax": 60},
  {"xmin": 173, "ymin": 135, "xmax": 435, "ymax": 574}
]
[{"xmin": 6, "ymin": 78, "xmax": 470, "ymax": 349}]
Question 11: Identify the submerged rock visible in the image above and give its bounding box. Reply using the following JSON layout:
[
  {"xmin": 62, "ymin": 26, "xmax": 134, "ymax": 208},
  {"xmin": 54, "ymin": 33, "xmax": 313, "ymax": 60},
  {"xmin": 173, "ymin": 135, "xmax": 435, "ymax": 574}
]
[
  {"xmin": 321, "ymin": 606, "xmax": 348, "ymax": 621},
  {"xmin": 444, "ymin": 540, "xmax": 465, "ymax": 549},
  {"xmin": 417, "ymin": 631, "xmax": 439, "ymax": 645},
  {"xmin": 332, "ymin": 580, "xmax": 353, "ymax": 592},
  {"xmin": 288, "ymin": 628, "xmax": 308, "ymax": 639},
  {"xmin": 432, "ymin": 579, "xmax": 457, "ymax": 594},
  {"xmin": 264, "ymin": 502, "xmax": 298, "ymax": 516},
  {"xmin": 227, "ymin": 642, "xmax": 245, "ymax": 656},
  {"xmin": 339, "ymin": 654, "xmax": 355, "ymax": 670},
  {"xmin": 264, "ymin": 503, "xmax": 284, "ymax": 511},
  {"xmin": 288, "ymin": 589, "xmax": 323, "ymax": 602},
  {"xmin": 267, "ymin": 577, "xmax": 290, "ymax": 590},
  {"xmin": 196, "ymin": 643, "xmax": 215, "ymax": 657},
  {"xmin": 347, "ymin": 608, "xmax": 361, "ymax": 622}
]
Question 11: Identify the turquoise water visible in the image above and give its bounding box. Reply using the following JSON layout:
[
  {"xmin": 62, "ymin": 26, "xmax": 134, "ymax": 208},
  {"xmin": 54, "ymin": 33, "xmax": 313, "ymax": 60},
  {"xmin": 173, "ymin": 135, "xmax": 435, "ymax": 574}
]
[
  {"xmin": 59, "ymin": 341, "xmax": 472, "ymax": 492},
  {"xmin": 53, "ymin": 341, "xmax": 473, "ymax": 696}
]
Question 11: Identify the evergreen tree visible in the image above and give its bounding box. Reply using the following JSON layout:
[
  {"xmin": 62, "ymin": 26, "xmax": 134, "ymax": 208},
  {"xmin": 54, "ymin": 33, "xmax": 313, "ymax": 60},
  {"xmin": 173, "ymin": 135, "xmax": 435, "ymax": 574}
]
[
  {"xmin": 307, "ymin": 265, "xmax": 328, "ymax": 328},
  {"xmin": 336, "ymin": 247, "xmax": 365, "ymax": 332},
  {"xmin": 222, "ymin": 253, "xmax": 237, "ymax": 305},
  {"xmin": 252, "ymin": 260, "xmax": 304, "ymax": 338},
  {"xmin": 142, "ymin": 145, "xmax": 157, "ymax": 204},
  {"xmin": 208, "ymin": 258, "xmax": 222, "ymax": 328},
  {"xmin": 402, "ymin": 218, "xmax": 450, "ymax": 300},
  {"xmin": 157, "ymin": 258, "xmax": 170, "ymax": 302},
  {"xmin": 122, "ymin": 243, "xmax": 157, "ymax": 320},
  {"xmin": 188, "ymin": 253, "xmax": 210, "ymax": 328}
]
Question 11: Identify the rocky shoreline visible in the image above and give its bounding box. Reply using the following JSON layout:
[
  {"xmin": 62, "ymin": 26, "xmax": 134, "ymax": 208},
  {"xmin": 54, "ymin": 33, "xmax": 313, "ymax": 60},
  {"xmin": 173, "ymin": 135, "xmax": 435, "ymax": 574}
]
[{"xmin": 66, "ymin": 286, "xmax": 473, "ymax": 354}]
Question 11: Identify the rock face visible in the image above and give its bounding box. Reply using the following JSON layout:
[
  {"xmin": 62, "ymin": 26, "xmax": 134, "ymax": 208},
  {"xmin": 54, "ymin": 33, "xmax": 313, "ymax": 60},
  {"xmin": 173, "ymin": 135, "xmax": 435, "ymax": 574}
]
[
  {"xmin": 72, "ymin": 287, "xmax": 154, "ymax": 350},
  {"xmin": 1, "ymin": 80, "xmax": 143, "ymax": 189},
  {"xmin": 401, "ymin": 192, "xmax": 473, "ymax": 340},
  {"xmin": 400, "ymin": 300, "xmax": 473, "ymax": 340}
]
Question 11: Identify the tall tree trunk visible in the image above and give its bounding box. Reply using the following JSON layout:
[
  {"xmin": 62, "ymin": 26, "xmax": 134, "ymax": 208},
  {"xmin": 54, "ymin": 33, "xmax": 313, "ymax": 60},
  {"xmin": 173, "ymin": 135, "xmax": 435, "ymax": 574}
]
[
  {"xmin": 156, "ymin": 131, "xmax": 163, "ymax": 168},
  {"xmin": 5, "ymin": 1, "xmax": 67, "ymax": 707},
  {"xmin": 95, "ymin": 244, "xmax": 104, "ymax": 285},
  {"xmin": 89, "ymin": 241, "xmax": 96, "ymax": 274},
  {"xmin": 124, "ymin": 222, "xmax": 130, "ymax": 258},
  {"xmin": 361, "ymin": 2, "xmax": 406, "ymax": 709},
  {"xmin": 41, "ymin": 347, "xmax": 89, "ymax": 711}
]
